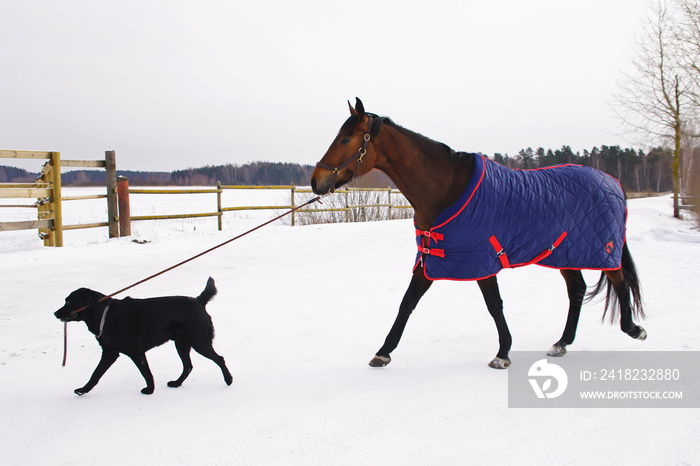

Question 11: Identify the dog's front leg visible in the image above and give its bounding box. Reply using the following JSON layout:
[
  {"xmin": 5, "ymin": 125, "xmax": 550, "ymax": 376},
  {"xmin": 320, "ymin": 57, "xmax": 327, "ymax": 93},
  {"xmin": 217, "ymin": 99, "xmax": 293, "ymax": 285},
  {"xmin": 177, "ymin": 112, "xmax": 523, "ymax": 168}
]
[
  {"xmin": 75, "ymin": 348, "xmax": 120, "ymax": 396},
  {"xmin": 128, "ymin": 352, "xmax": 155, "ymax": 395}
]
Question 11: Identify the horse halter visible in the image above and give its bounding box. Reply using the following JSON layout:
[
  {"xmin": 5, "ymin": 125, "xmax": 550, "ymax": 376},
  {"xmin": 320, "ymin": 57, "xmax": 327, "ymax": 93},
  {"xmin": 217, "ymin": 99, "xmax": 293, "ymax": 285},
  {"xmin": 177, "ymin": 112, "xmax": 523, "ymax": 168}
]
[{"xmin": 315, "ymin": 117, "xmax": 373, "ymax": 193}]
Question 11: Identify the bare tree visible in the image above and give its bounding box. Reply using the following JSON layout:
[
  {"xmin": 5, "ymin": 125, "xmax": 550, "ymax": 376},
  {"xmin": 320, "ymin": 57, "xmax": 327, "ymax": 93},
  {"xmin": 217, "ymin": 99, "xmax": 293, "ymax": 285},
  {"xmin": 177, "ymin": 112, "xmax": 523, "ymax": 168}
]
[
  {"xmin": 614, "ymin": 0, "xmax": 695, "ymax": 218},
  {"xmin": 675, "ymin": 0, "xmax": 700, "ymax": 211},
  {"xmin": 676, "ymin": 0, "xmax": 700, "ymax": 94}
]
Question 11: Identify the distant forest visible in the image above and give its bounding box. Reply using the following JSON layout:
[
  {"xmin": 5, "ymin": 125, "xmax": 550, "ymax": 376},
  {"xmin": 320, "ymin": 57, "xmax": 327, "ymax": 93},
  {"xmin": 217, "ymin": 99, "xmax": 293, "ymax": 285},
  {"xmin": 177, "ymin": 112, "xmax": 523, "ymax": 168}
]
[
  {"xmin": 495, "ymin": 145, "xmax": 676, "ymax": 193},
  {"xmin": 0, "ymin": 146, "xmax": 678, "ymax": 192}
]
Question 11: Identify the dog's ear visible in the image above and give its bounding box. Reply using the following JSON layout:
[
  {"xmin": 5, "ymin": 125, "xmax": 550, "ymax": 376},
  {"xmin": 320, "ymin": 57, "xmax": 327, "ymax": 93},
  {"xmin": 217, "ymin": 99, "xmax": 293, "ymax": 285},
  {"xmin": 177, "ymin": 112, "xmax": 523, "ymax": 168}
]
[{"xmin": 80, "ymin": 289, "xmax": 98, "ymax": 309}]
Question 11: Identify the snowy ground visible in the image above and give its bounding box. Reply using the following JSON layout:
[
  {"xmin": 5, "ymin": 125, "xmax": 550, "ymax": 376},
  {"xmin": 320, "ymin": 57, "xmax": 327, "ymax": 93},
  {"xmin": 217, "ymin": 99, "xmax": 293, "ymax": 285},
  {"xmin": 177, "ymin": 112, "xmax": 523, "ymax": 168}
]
[{"xmin": 1, "ymin": 192, "xmax": 699, "ymax": 465}]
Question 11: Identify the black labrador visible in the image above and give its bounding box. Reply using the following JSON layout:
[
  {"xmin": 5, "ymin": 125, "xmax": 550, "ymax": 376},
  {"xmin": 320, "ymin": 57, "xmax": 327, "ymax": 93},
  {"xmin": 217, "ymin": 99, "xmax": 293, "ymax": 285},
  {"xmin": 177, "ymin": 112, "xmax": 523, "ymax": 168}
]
[{"xmin": 55, "ymin": 277, "xmax": 233, "ymax": 395}]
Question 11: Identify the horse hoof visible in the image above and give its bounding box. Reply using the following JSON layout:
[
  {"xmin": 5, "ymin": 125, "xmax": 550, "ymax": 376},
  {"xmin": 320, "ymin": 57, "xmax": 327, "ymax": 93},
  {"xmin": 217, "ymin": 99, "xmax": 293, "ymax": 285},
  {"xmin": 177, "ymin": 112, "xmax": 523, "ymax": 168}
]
[
  {"xmin": 488, "ymin": 357, "xmax": 511, "ymax": 369},
  {"xmin": 547, "ymin": 345, "xmax": 567, "ymax": 357},
  {"xmin": 627, "ymin": 325, "xmax": 647, "ymax": 341},
  {"xmin": 369, "ymin": 355, "xmax": 391, "ymax": 367}
]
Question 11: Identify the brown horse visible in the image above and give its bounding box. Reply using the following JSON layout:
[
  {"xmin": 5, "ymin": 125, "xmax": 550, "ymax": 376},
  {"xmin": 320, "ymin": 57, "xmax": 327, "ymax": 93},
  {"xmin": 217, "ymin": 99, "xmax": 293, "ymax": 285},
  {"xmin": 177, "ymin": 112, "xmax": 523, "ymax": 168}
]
[{"xmin": 311, "ymin": 98, "xmax": 646, "ymax": 369}]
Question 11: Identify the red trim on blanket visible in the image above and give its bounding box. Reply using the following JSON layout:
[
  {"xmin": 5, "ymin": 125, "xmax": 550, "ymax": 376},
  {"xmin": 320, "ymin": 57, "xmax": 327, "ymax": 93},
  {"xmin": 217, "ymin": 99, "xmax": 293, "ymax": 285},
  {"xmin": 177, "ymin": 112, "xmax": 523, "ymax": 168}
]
[{"xmin": 432, "ymin": 157, "xmax": 486, "ymax": 231}]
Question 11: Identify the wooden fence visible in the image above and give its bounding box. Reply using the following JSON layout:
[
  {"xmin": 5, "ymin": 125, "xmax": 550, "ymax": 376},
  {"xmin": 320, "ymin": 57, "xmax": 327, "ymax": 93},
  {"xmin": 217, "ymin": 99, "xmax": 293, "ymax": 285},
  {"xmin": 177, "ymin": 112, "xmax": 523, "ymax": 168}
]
[
  {"xmin": 1, "ymin": 160, "xmax": 413, "ymax": 247},
  {"xmin": 0, "ymin": 150, "xmax": 119, "ymax": 246},
  {"xmin": 121, "ymin": 183, "xmax": 412, "ymax": 231}
]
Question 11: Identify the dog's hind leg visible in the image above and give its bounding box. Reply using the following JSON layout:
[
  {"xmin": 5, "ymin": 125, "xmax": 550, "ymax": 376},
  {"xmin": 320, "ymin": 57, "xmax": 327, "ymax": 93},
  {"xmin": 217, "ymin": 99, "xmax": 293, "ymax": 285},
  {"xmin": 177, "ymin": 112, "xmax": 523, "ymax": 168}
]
[
  {"xmin": 168, "ymin": 338, "xmax": 193, "ymax": 388},
  {"xmin": 192, "ymin": 342, "xmax": 233, "ymax": 386},
  {"xmin": 75, "ymin": 348, "xmax": 120, "ymax": 396},
  {"xmin": 127, "ymin": 352, "xmax": 156, "ymax": 394}
]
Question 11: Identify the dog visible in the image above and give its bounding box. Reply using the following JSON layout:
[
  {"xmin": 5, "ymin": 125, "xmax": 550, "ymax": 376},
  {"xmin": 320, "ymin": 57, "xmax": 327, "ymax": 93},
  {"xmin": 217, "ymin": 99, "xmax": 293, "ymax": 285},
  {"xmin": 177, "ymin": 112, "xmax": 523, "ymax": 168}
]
[{"xmin": 55, "ymin": 277, "xmax": 233, "ymax": 395}]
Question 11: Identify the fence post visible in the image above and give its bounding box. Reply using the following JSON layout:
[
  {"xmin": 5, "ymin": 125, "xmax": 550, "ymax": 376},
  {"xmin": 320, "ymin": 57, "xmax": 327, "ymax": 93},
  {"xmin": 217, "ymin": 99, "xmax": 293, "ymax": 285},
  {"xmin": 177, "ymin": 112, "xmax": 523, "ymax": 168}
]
[
  {"xmin": 388, "ymin": 188, "xmax": 392, "ymax": 220},
  {"xmin": 105, "ymin": 150, "xmax": 119, "ymax": 238},
  {"xmin": 291, "ymin": 186, "xmax": 296, "ymax": 226},
  {"xmin": 217, "ymin": 181, "xmax": 222, "ymax": 231},
  {"xmin": 117, "ymin": 176, "xmax": 131, "ymax": 237},
  {"xmin": 36, "ymin": 162, "xmax": 53, "ymax": 246},
  {"xmin": 50, "ymin": 152, "xmax": 63, "ymax": 247}
]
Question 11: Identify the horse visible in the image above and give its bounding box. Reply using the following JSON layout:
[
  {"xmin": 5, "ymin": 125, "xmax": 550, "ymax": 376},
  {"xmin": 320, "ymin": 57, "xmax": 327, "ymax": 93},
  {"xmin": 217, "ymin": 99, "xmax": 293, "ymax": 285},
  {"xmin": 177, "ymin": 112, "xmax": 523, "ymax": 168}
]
[{"xmin": 311, "ymin": 98, "xmax": 646, "ymax": 369}]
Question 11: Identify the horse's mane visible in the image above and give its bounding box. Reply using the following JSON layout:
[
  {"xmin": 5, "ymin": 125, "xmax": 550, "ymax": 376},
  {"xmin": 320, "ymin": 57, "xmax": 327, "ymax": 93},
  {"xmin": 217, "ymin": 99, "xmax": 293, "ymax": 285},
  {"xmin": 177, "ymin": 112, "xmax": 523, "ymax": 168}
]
[{"xmin": 363, "ymin": 114, "xmax": 476, "ymax": 165}]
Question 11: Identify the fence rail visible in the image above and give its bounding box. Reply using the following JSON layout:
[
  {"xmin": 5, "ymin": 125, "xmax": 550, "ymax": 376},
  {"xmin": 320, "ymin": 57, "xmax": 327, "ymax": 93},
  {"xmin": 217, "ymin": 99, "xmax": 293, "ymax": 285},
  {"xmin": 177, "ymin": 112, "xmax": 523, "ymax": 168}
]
[{"xmin": 121, "ymin": 184, "xmax": 412, "ymax": 230}]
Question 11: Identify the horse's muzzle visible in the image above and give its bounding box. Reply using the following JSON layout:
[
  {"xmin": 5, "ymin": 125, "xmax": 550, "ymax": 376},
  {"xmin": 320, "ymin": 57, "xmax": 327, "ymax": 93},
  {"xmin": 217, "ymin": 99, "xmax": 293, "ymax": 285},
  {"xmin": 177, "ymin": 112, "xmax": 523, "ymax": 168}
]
[{"xmin": 310, "ymin": 170, "xmax": 332, "ymax": 195}]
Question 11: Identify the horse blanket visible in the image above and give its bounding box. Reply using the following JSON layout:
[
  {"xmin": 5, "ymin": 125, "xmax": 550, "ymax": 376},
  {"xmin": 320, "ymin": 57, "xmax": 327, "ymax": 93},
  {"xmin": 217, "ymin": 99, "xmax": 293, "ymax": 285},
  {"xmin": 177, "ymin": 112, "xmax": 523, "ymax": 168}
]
[{"xmin": 414, "ymin": 154, "xmax": 627, "ymax": 281}]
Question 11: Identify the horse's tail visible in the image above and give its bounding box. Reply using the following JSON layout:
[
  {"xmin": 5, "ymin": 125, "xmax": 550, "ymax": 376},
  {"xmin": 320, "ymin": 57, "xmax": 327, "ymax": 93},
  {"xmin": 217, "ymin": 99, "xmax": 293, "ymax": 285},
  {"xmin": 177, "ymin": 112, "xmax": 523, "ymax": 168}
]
[{"xmin": 585, "ymin": 243, "xmax": 645, "ymax": 324}]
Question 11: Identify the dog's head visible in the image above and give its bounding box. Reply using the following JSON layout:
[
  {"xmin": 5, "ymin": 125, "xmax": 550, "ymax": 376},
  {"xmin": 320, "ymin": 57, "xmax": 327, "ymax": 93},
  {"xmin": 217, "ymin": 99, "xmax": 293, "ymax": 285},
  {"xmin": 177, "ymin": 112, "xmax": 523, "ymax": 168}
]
[{"xmin": 54, "ymin": 288, "xmax": 105, "ymax": 322}]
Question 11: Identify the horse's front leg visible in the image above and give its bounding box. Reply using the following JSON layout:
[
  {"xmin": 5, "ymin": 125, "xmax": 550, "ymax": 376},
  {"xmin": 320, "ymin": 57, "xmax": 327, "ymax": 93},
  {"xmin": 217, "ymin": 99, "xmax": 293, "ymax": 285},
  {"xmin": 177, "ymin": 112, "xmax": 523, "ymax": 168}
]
[
  {"xmin": 477, "ymin": 276, "xmax": 512, "ymax": 369},
  {"xmin": 369, "ymin": 266, "xmax": 433, "ymax": 367}
]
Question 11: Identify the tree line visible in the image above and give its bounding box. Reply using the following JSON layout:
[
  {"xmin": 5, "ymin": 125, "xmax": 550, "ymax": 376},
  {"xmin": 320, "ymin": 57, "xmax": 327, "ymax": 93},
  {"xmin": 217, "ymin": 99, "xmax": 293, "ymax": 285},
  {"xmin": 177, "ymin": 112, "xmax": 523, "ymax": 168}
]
[
  {"xmin": 0, "ymin": 161, "xmax": 314, "ymax": 187},
  {"xmin": 0, "ymin": 147, "xmax": 676, "ymax": 193},
  {"xmin": 495, "ymin": 145, "xmax": 676, "ymax": 193}
]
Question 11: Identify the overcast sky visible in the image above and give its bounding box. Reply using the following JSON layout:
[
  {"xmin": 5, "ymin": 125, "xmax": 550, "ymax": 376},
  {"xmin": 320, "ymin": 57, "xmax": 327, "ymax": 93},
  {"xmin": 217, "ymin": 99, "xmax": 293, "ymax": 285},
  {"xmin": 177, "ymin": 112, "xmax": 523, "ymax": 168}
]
[{"xmin": 2, "ymin": 1, "xmax": 650, "ymax": 172}]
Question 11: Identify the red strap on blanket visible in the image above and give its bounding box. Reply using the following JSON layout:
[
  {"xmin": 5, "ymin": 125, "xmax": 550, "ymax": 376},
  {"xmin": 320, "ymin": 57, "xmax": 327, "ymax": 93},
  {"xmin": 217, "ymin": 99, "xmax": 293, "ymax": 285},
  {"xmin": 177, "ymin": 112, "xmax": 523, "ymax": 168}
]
[
  {"xmin": 489, "ymin": 232, "xmax": 568, "ymax": 269},
  {"xmin": 488, "ymin": 236, "xmax": 511, "ymax": 268},
  {"xmin": 417, "ymin": 244, "xmax": 445, "ymax": 258},
  {"xmin": 415, "ymin": 229, "xmax": 444, "ymax": 244},
  {"xmin": 516, "ymin": 231, "xmax": 568, "ymax": 267}
]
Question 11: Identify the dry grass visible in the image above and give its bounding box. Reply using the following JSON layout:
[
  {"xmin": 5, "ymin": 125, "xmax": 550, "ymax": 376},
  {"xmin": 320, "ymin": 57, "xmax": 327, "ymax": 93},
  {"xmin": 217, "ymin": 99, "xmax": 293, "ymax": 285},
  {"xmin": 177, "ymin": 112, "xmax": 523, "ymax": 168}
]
[{"xmin": 293, "ymin": 189, "xmax": 413, "ymax": 226}]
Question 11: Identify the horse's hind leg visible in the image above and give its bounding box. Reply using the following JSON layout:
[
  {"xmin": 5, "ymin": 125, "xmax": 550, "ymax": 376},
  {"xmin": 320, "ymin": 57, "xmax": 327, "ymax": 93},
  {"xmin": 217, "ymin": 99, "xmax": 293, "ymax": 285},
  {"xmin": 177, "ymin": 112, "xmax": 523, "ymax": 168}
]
[
  {"xmin": 369, "ymin": 267, "xmax": 433, "ymax": 367},
  {"xmin": 604, "ymin": 268, "xmax": 647, "ymax": 340},
  {"xmin": 548, "ymin": 269, "xmax": 586, "ymax": 357},
  {"xmin": 477, "ymin": 276, "xmax": 512, "ymax": 369}
]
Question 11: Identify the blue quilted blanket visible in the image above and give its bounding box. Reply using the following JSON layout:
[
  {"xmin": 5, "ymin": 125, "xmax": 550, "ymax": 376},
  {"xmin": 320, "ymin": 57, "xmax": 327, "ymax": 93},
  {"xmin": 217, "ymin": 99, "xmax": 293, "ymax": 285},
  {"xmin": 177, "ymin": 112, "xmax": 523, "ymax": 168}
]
[{"xmin": 414, "ymin": 154, "xmax": 627, "ymax": 281}]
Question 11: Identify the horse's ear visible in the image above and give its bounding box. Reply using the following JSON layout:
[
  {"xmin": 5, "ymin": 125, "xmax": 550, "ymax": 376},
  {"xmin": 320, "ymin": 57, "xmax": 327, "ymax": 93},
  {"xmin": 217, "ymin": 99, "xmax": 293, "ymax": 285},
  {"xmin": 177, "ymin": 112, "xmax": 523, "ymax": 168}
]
[
  {"xmin": 348, "ymin": 100, "xmax": 358, "ymax": 117},
  {"xmin": 354, "ymin": 97, "xmax": 366, "ymax": 120}
]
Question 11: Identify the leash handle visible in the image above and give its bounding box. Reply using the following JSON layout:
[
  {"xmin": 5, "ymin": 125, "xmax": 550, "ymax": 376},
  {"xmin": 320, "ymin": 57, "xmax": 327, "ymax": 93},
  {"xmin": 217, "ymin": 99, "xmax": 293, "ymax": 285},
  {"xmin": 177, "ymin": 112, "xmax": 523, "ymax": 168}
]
[{"xmin": 62, "ymin": 322, "xmax": 67, "ymax": 367}]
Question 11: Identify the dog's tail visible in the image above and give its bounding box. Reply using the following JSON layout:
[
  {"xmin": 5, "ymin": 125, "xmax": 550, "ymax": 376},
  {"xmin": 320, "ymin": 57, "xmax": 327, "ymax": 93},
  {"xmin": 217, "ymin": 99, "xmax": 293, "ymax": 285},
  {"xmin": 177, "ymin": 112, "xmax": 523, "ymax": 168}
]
[{"xmin": 197, "ymin": 277, "xmax": 218, "ymax": 305}]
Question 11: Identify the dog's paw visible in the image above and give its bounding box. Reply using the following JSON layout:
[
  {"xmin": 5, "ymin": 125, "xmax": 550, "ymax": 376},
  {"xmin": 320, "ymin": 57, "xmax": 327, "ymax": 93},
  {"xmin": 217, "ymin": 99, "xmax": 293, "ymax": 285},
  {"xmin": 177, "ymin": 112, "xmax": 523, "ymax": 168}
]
[
  {"xmin": 74, "ymin": 387, "xmax": 89, "ymax": 396},
  {"xmin": 167, "ymin": 380, "xmax": 182, "ymax": 388},
  {"xmin": 225, "ymin": 374, "xmax": 233, "ymax": 386},
  {"xmin": 141, "ymin": 386, "xmax": 154, "ymax": 395}
]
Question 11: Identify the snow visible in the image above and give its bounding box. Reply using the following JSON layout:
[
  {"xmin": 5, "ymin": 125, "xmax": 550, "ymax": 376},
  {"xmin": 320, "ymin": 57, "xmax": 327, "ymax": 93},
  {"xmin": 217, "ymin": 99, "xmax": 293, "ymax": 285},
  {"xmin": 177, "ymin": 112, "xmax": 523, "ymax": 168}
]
[{"xmin": 1, "ymin": 192, "xmax": 699, "ymax": 465}]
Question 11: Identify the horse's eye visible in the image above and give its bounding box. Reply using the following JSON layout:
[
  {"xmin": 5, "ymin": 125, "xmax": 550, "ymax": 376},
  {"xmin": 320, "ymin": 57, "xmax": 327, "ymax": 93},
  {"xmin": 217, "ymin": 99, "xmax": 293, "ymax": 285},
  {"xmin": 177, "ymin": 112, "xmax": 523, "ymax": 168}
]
[{"xmin": 340, "ymin": 138, "xmax": 351, "ymax": 145}]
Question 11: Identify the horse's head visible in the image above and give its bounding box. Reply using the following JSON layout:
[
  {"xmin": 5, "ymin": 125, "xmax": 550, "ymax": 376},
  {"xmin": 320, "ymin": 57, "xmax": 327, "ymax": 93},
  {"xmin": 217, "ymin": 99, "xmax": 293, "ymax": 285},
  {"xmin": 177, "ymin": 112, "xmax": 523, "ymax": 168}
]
[{"xmin": 311, "ymin": 98, "xmax": 378, "ymax": 194}]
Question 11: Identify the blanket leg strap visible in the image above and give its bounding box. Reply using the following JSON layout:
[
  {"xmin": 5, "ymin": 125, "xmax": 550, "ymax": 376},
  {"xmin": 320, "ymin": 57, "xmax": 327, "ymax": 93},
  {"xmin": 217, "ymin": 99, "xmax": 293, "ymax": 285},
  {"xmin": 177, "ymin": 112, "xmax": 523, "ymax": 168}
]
[
  {"xmin": 519, "ymin": 231, "xmax": 568, "ymax": 267},
  {"xmin": 489, "ymin": 232, "xmax": 568, "ymax": 269}
]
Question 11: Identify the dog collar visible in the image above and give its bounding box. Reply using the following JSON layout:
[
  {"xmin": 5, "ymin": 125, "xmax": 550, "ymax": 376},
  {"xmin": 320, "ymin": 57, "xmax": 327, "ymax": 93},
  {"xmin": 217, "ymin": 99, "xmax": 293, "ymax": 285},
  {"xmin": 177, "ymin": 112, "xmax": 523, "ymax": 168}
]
[{"xmin": 96, "ymin": 301, "xmax": 111, "ymax": 340}]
